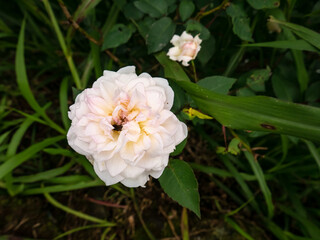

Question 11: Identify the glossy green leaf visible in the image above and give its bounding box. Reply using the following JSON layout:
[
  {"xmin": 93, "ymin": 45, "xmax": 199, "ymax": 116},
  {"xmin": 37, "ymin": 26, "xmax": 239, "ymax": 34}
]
[
  {"xmin": 102, "ymin": 24, "xmax": 134, "ymax": 50},
  {"xmin": 197, "ymin": 76, "xmax": 236, "ymax": 95},
  {"xmin": 156, "ymin": 52, "xmax": 320, "ymax": 142},
  {"xmin": 134, "ymin": 0, "xmax": 167, "ymax": 18},
  {"xmin": 226, "ymin": 3, "xmax": 253, "ymax": 42},
  {"xmin": 146, "ymin": 17, "xmax": 176, "ymax": 53},
  {"xmin": 246, "ymin": 0, "xmax": 280, "ymax": 9},
  {"xmin": 159, "ymin": 159, "xmax": 200, "ymax": 217},
  {"xmin": 179, "ymin": 0, "xmax": 195, "ymax": 22}
]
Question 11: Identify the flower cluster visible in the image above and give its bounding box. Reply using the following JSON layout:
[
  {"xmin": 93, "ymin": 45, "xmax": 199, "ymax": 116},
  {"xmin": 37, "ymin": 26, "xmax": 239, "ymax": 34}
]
[
  {"xmin": 67, "ymin": 67, "xmax": 187, "ymax": 187},
  {"xmin": 167, "ymin": 31, "xmax": 202, "ymax": 66}
]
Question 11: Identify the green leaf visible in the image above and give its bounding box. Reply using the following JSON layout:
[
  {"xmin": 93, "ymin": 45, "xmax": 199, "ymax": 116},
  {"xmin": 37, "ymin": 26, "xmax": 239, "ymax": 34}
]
[
  {"xmin": 146, "ymin": 17, "xmax": 176, "ymax": 53},
  {"xmin": 242, "ymin": 40, "xmax": 319, "ymax": 53},
  {"xmin": 197, "ymin": 76, "xmax": 236, "ymax": 95},
  {"xmin": 159, "ymin": 159, "xmax": 200, "ymax": 217},
  {"xmin": 123, "ymin": 2, "xmax": 144, "ymax": 20},
  {"xmin": 155, "ymin": 52, "xmax": 190, "ymax": 82},
  {"xmin": 197, "ymin": 35, "xmax": 215, "ymax": 64},
  {"xmin": 102, "ymin": 24, "xmax": 134, "ymax": 50},
  {"xmin": 156, "ymin": 55, "xmax": 320, "ymax": 142},
  {"xmin": 228, "ymin": 138, "xmax": 241, "ymax": 155},
  {"xmin": 226, "ymin": 3, "xmax": 253, "ymax": 42},
  {"xmin": 246, "ymin": 68, "xmax": 272, "ymax": 92},
  {"xmin": 185, "ymin": 19, "xmax": 210, "ymax": 40},
  {"xmin": 179, "ymin": 0, "xmax": 195, "ymax": 22},
  {"xmin": 134, "ymin": 0, "xmax": 168, "ymax": 18},
  {"xmin": 272, "ymin": 72, "xmax": 299, "ymax": 102},
  {"xmin": 246, "ymin": 0, "xmax": 280, "ymax": 9},
  {"xmin": 305, "ymin": 81, "xmax": 320, "ymax": 103},
  {"xmin": 269, "ymin": 16, "xmax": 320, "ymax": 50},
  {"xmin": 170, "ymin": 138, "xmax": 187, "ymax": 156}
]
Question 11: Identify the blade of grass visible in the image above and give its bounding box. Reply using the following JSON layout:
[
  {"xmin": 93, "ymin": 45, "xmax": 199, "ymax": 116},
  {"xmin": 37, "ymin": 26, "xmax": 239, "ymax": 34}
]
[
  {"xmin": 13, "ymin": 161, "xmax": 74, "ymax": 183},
  {"xmin": 16, "ymin": 18, "xmax": 66, "ymax": 134},
  {"xmin": 59, "ymin": 77, "xmax": 70, "ymax": 130},
  {"xmin": 278, "ymin": 205, "xmax": 320, "ymax": 239},
  {"xmin": 22, "ymin": 179, "xmax": 104, "ymax": 195},
  {"xmin": 222, "ymin": 155, "xmax": 260, "ymax": 213},
  {"xmin": 269, "ymin": 17, "xmax": 320, "ymax": 50},
  {"xmin": 44, "ymin": 190, "xmax": 115, "ymax": 225},
  {"xmin": 0, "ymin": 136, "xmax": 65, "ymax": 179},
  {"xmin": 304, "ymin": 140, "xmax": 320, "ymax": 172},
  {"xmin": 156, "ymin": 52, "xmax": 320, "ymax": 142},
  {"xmin": 5, "ymin": 116, "xmax": 36, "ymax": 195},
  {"xmin": 242, "ymin": 40, "xmax": 319, "ymax": 53},
  {"xmin": 224, "ymin": 217, "xmax": 254, "ymax": 240},
  {"xmin": 45, "ymin": 175, "xmax": 92, "ymax": 184},
  {"xmin": 42, "ymin": 0, "xmax": 82, "ymax": 89},
  {"xmin": 53, "ymin": 224, "xmax": 110, "ymax": 240},
  {"xmin": 244, "ymin": 151, "xmax": 274, "ymax": 218},
  {"xmin": 263, "ymin": 219, "xmax": 289, "ymax": 240},
  {"xmin": 190, "ymin": 162, "xmax": 274, "ymax": 181}
]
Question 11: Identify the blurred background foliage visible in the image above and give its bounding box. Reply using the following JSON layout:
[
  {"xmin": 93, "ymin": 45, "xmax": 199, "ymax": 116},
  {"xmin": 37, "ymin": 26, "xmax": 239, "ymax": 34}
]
[{"xmin": 0, "ymin": 0, "xmax": 320, "ymax": 239}]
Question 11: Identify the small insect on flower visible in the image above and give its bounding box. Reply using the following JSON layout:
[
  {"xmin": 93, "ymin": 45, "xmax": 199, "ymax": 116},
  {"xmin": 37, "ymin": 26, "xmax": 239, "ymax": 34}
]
[
  {"xmin": 167, "ymin": 31, "xmax": 202, "ymax": 66},
  {"xmin": 67, "ymin": 66, "xmax": 188, "ymax": 187}
]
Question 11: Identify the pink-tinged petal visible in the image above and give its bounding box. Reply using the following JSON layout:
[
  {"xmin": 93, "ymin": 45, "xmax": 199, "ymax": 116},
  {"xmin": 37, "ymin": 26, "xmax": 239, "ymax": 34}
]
[
  {"xmin": 153, "ymin": 78, "xmax": 174, "ymax": 110},
  {"xmin": 174, "ymin": 122, "xmax": 188, "ymax": 145},
  {"xmin": 94, "ymin": 161, "xmax": 124, "ymax": 185},
  {"xmin": 167, "ymin": 47, "xmax": 181, "ymax": 59},
  {"xmin": 149, "ymin": 168, "xmax": 165, "ymax": 179},
  {"xmin": 138, "ymin": 72, "xmax": 152, "ymax": 78},
  {"xmin": 170, "ymin": 35, "xmax": 181, "ymax": 46},
  {"xmin": 121, "ymin": 165, "xmax": 145, "ymax": 179},
  {"xmin": 120, "ymin": 141, "xmax": 145, "ymax": 162},
  {"xmin": 85, "ymin": 123, "xmax": 102, "ymax": 136},
  {"xmin": 86, "ymin": 95, "xmax": 108, "ymax": 116},
  {"xmin": 103, "ymin": 70, "xmax": 119, "ymax": 79},
  {"xmin": 120, "ymin": 173, "xmax": 149, "ymax": 187},
  {"xmin": 136, "ymin": 155, "xmax": 163, "ymax": 170},
  {"xmin": 67, "ymin": 66, "xmax": 189, "ymax": 188},
  {"xmin": 117, "ymin": 66, "xmax": 136, "ymax": 74},
  {"xmin": 123, "ymin": 121, "xmax": 141, "ymax": 142},
  {"xmin": 180, "ymin": 31, "xmax": 194, "ymax": 42},
  {"xmin": 106, "ymin": 154, "xmax": 128, "ymax": 177}
]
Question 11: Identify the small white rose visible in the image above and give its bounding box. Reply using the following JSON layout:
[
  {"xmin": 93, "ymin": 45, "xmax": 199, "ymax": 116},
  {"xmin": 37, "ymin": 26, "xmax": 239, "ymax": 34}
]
[
  {"xmin": 67, "ymin": 66, "xmax": 188, "ymax": 188},
  {"xmin": 167, "ymin": 31, "xmax": 202, "ymax": 66}
]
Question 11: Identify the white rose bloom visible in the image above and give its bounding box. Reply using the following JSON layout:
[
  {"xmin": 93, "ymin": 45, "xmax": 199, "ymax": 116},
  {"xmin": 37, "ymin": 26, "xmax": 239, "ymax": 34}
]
[
  {"xmin": 67, "ymin": 66, "xmax": 188, "ymax": 188},
  {"xmin": 167, "ymin": 31, "xmax": 202, "ymax": 67}
]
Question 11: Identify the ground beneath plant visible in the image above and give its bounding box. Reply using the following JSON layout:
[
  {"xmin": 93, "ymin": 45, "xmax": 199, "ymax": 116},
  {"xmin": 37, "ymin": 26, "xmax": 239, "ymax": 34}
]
[{"xmin": 0, "ymin": 129, "xmax": 270, "ymax": 240}]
